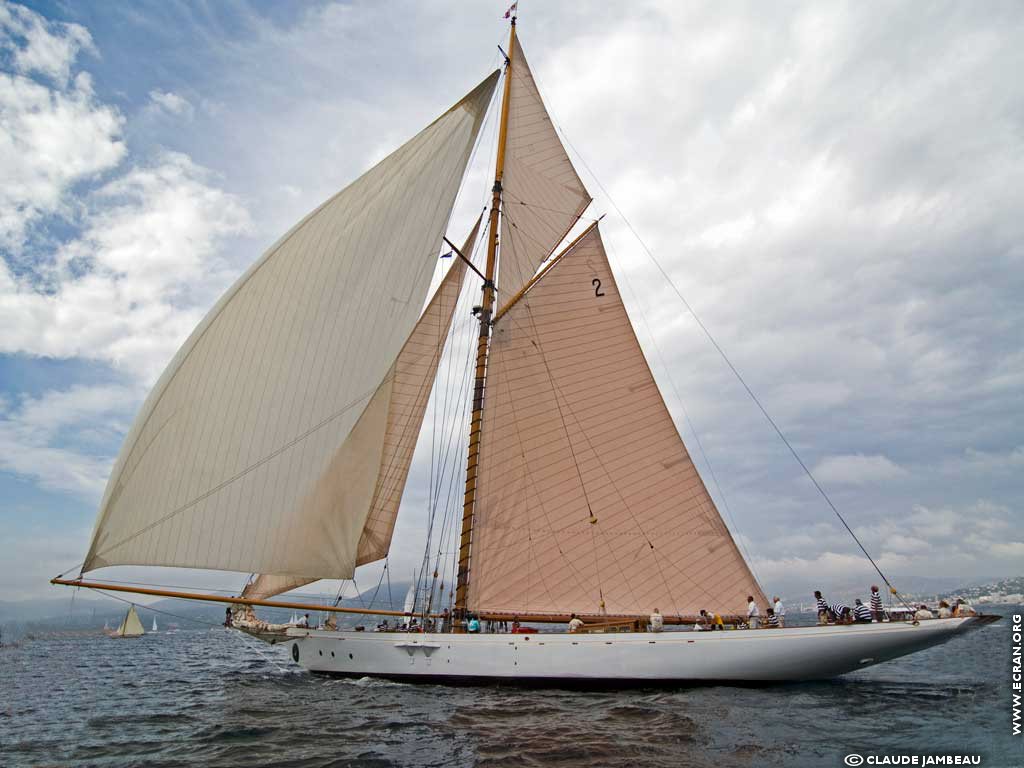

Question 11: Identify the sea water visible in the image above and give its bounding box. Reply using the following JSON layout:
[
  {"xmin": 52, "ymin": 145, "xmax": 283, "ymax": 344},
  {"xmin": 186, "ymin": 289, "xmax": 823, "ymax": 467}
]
[{"xmin": 0, "ymin": 610, "xmax": 1019, "ymax": 767}]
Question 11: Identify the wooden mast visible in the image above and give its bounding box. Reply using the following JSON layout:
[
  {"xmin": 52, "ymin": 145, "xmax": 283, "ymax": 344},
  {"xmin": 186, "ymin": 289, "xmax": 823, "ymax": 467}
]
[{"xmin": 453, "ymin": 17, "xmax": 517, "ymax": 626}]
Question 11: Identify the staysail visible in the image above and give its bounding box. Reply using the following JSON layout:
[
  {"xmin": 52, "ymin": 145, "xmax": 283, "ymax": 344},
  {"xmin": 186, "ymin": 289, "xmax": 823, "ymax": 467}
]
[
  {"xmin": 498, "ymin": 37, "xmax": 591, "ymax": 296},
  {"xmin": 83, "ymin": 72, "xmax": 499, "ymax": 582},
  {"xmin": 468, "ymin": 226, "xmax": 766, "ymax": 617},
  {"xmin": 241, "ymin": 218, "xmax": 481, "ymax": 600}
]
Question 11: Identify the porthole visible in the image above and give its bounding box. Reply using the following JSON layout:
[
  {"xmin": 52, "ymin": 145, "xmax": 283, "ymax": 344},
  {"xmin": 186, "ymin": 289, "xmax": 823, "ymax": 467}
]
[
  {"xmin": 331, "ymin": 651, "xmax": 335, "ymax": 658},
  {"xmin": 318, "ymin": 649, "xmax": 323, "ymax": 656},
  {"xmin": 349, "ymin": 653, "xmax": 353, "ymax": 660},
  {"xmin": 291, "ymin": 644, "xmax": 300, "ymax": 662}
]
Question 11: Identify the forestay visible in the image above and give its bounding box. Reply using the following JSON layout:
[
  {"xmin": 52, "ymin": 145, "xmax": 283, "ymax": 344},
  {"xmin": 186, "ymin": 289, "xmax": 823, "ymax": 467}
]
[
  {"xmin": 83, "ymin": 72, "xmax": 499, "ymax": 582},
  {"xmin": 498, "ymin": 37, "xmax": 591, "ymax": 297},
  {"xmin": 468, "ymin": 226, "xmax": 766, "ymax": 617}
]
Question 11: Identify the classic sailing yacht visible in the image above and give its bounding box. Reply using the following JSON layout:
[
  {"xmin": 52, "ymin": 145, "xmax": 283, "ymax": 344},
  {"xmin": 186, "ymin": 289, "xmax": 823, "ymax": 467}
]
[
  {"xmin": 107, "ymin": 606, "xmax": 144, "ymax": 639},
  {"xmin": 54, "ymin": 17, "xmax": 992, "ymax": 683}
]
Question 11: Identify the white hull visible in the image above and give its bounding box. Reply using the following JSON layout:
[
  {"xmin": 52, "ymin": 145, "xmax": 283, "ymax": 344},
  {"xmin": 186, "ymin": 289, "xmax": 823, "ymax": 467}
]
[{"xmin": 284, "ymin": 617, "xmax": 988, "ymax": 685}]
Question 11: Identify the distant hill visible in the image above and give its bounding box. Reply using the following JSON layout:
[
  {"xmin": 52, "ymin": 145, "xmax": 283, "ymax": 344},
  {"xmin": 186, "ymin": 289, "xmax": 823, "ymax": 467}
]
[
  {"xmin": 943, "ymin": 576, "xmax": 1024, "ymax": 605},
  {"xmin": 0, "ymin": 579, "xmax": 419, "ymax": 639}
]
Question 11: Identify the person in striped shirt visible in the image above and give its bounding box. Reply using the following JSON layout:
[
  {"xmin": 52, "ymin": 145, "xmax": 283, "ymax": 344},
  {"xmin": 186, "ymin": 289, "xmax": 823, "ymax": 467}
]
[
  {"xmin": 829, "ymin": 602, "xmax": 852, "ymax": 624},
  {"xmin": 852, "ymin": 599, "xmax": 873, "ymax": 623},
  {"xmin": 814, "ymin": 590, "xmax": 829, "ymax": 625},
  {"xmin": 870, "ymin": 585, "xmax": 884, "ymax": 622},
  {"xmin": 765, "ymin": 607, "xmax": 780, "ymax": 628}
]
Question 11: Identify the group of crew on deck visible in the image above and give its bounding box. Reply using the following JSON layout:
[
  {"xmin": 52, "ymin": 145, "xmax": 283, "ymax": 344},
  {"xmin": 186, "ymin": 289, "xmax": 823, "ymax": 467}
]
[{"xmin": 809, "ymin": 587, "xmax": 975, "ymax": 626}]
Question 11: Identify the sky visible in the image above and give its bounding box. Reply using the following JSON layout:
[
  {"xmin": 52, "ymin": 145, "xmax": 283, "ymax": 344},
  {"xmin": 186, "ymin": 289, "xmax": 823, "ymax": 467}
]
[{"xmin": 1, "ymin": 0, "xmax": 1021, "ymax": 604}]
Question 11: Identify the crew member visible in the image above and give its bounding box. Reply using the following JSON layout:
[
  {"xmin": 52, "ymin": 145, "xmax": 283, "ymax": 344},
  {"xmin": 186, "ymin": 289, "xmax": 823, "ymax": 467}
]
[
  {"xmin": 814, "ymin": 591, "xmax": 829, "ymax": 625},
  {"xmin": 746, "ymin": 596, "xmax": 760, "ymax": 629},
  {"xmin": 650, "ymin": 608, "xmax": 664, "ymax": 633},
  {"xmin": 870, "ymin": 585, "xmax": 884, "ymax": 622},
  {"xmin": 852, "ymin": 599, "xmax": 872, "ymax": 623},
  {"xmin": 773, "ymin": 596, "xmax": 786, "ymax": 628}
]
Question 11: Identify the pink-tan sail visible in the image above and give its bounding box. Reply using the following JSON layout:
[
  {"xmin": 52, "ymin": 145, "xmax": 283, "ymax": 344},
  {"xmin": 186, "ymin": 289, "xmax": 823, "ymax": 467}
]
[
  {"xmin": 498, "ymin": 37, "xmax": 591, "ymax": 298},
  {"xmin": 467, "ymin": 226, "xmax": 766, "ymax": 618}
]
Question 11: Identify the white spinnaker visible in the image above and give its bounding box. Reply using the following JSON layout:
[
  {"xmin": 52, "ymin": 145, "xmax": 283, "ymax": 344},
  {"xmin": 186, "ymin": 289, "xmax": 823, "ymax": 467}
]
[
  {"xmin": 498, "ymin": 37, "xmax": 591, "ymax": 297},
  {"xmin": 84, "ymin": 72, "xmax": 499, "ymax": 582},
  {"xmin": 241, "ymin": 220, "xmax": 478, "ymax": 601}
]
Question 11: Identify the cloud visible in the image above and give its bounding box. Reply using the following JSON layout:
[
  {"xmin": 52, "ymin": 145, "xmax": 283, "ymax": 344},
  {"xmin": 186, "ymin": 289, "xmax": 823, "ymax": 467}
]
[
  {"xmin": 0, "ymin": 1, "xmax": 94, "ymax": 83},
  {"xmin": 1, "ymin": 151, "xmax": 250, "ymax": 381},
  {"xmin": 0, "ymin": 17, "xmax": 124, "ymax": 248},
  {"xmin": 0, "ymin": 383, "xmax": 133, "ymax": 497},
  {"xmin": 812, "ymin": 454, "xmax": 908, "ymax": 486},
  {"xmin": 147, "ymin": 89, "xmax": 194, "ymax": 120}
]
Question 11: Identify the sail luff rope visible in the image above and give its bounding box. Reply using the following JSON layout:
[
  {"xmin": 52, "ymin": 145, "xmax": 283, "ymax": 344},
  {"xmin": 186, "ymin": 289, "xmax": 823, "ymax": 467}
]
[{"xmin": 546, "ymin": 120, "xmax": 908, "ymax": 607}]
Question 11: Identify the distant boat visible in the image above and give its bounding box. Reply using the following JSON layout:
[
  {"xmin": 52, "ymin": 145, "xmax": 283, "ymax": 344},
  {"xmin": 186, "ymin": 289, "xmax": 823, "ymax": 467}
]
[
  {"xmin": 107, "ymin": 605, "xmax": 144, "ymax": 638},
  {"xmin": 151, "ymin": 616, "xmax": 158, "ymax": 632}
]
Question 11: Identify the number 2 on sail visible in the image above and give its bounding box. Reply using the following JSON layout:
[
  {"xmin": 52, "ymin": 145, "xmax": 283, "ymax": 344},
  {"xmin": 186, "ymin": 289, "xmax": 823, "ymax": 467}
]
[{"xmin": 593, "ymin": 278, "xmax": 605, "ymax": 297}]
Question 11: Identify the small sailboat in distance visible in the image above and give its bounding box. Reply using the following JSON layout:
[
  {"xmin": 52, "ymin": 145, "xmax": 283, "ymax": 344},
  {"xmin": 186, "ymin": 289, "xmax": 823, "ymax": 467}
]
[
  {"xmin": 54, "ymin": 11, "xmax": 996, "ymax": 684},
  {"xmin": 151, "ymin": 616, "xmax": 158, "ymax": 633},
  {"xmin": 107, "ymin": 606, "xmax": 144, "ymax": 639}
]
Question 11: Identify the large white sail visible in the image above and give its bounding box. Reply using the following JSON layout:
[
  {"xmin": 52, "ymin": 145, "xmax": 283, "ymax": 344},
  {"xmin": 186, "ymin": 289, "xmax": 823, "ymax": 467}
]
[
  {"xmin": 468, "ymin": 226, "xmax": 766, "ymax": 618},
  {"xmin": 242, "ymin": 218, "xmax": 479, "ymax": 600},
  {"xmin": 498, "ymin": 37, "xmax": 591, "ymax": 296},
  {"xmin": 83, "ymin": 72, "xmax": 499, "ymax": 582}
]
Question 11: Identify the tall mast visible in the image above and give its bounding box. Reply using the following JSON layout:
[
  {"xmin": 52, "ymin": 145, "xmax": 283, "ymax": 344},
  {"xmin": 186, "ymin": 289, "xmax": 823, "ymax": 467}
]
[{"xmin": 454, "ymin": 17, "xmax": 516, "ymax": 623}]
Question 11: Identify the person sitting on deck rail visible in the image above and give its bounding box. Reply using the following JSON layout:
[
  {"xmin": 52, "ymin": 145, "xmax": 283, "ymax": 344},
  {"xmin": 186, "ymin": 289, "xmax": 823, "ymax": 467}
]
[
  {"xmin": 814, "ymin": 591, "xmax": 829, "ymax": 625},
  {"xmin": 568, "ymin": 613, "xmax": 584, "ymax": 633},
  {"xmin": 711, "ymin": 612, "xmax": 725, "ymax": 631},
  {"xmin": 765, "ymin": 607, "xmax": 779, "ymax": 628},
  {"xmin": 852, "ymin": 599, "xmax": 873, "ymax": 623},
  {"xmin": 466, "ymin": 616, "xmax": 481, "ymax": 633},
  {"xmin": 650, "ymin": 608, "xmax": 664, "ymax": 633},
  {"xmin": 828, "ymin": 602, "xmax": 851, "ymax": 624},
  {"xmin": 746, "ymin": 596, "xmax": 760, "ymax": 629},
  {"xmin": 914, "ymin": 604, "xmax": 934, "ymax": 621},
  {"xmin": 296, "ymin": 613, "xmax": 309, "ymax": 628},
  {"xmin": 937, "ymin": 600, "xmax": 953, "ymax": 618},
  {"xmin": 870, "ymin": 585, "xmax": 884, "ymax": 622},
  {"xmin": 224, "ymin": 607, "xmax": 233, "ymax": 627},
  {"xmin": 952, "ymin": 598, "xmax": 976, "ymax": 617}
]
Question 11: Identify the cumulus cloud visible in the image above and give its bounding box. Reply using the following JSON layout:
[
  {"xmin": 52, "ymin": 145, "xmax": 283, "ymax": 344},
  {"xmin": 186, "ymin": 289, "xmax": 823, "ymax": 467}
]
[
  {"xmin": 812, "ymin": 454, "xmax": 908, "ymax": 486},
  {"xmin": 0, "ymin": 152, "xmax": 250, "ymax": 381},
  {"xmin": 0, "ymin": 6, "xmax": 124, "ymax": 249},
  {"xmin": 0, "ymin": 1, "xmax": 94, "ymax": 83}
]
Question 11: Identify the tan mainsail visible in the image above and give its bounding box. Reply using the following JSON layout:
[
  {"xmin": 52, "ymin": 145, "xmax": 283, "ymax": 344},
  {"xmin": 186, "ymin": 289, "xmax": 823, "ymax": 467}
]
[
  {"xmin": 83, "ymin": 72, "xmax": 499, "ymax": 581},
  {"xmin": 242, "ymin": 219, "xmax": 480, "ymax": 600},
  {"xmin": 468, "ymin": 226, "xmax": 766, "ymax": 617},
  {"xmin": 116, "ymin": 605, "xmax": 145, "ymax": 637},
  {"xmin": 498, "ymin": 37, "xmax": 591, "ymax": 297}
]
